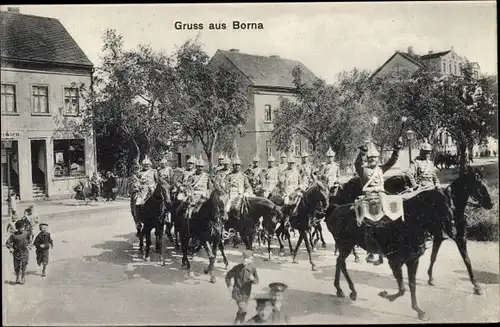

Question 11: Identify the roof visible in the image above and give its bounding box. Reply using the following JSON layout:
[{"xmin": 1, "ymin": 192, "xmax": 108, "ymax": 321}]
[
  {"xmin": 370, "ymin": 51, "xmax": 423, "ymax": 79},
  {"xmin": 215, "ymin": 50, "xmax": 318, "ymax": 88},
  {"xmin": 1, "ymin": 11, "xmax": 93, "ymax": 68},
  {"xmin": 419, "ymin": 50, "xmax": 451, "ymax": 60}
]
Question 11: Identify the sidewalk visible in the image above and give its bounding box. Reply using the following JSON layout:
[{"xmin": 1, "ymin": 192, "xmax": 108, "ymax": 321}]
[{"xmin": 1, "ymin": 197, "xmax": 130, "ymax": 221}]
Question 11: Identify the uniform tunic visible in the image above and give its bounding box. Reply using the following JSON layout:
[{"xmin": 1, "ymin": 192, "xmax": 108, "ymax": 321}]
[
  {"xmin": 186, "ymin": 172, "xmax": 210, "ymax": 210},
  {"xmin": 136, "ymin": 168, "xmax": 158, "ymax": 205},
  {"xmin": 33, "ymin": 231, "xmax": 53, "ymax": 265},
  {"xmin": 225, "ymin": 263, "xmax": 259, "ymax": 303},
  {"xmin": 157, "ymin": 167, "xmax": 173, "ymax": 185},
  {"xmin": 224, "ymin": 172, "xmax": 252, "ymax": 212},
  {"xmin": 6, "ymin": 230, "xmax": 30, "ymax": 274},
  {"xmin": 262, "ymin": 167, "xmax": 280, "ymax": 197},
  {"xmin": 320, "ymin": 162, "xmax": 340, "ymax": 190},
  {"xmin": 279, "ymin": 168, "xmax": 302, "ymax": 205},
  {"xmin": 298, "ymin": 163, "xmax": 315, "ymax": 189},
  {"xmin": 354, "ymin": 149, "xmax": 399, "ymax": 195},
  {"xmin": 246, "ymin": 167, "xmax": 264, "ymax": 192},
  {"xmin": 411, "ymin": 157, "xmax": 440, "ymax": 189}
]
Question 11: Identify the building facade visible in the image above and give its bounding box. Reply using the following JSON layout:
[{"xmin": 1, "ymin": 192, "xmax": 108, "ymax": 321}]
[
  {"xmin": 176, "ymin": 49, "xmax": 317, "ymax": 167},
  {"xmin": 1, "ymin": 8, "xmax": 96, "ymax": 201}
]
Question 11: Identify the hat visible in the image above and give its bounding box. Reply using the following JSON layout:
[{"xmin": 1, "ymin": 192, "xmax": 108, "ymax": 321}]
[
  {"xmin": 366, "ymin": 141, "xmax": 379, "ymax": 158},
  {"xmin": 25, "ymin": 206, "xmax": 34, "ymax": 213},
  {"xmin": 287, "ymin": 153, "xmax": 296, "ymax": 163},
  {"xmin": 187, "ymin": 156, "xmax": 196, "ymax": 164},
  {"xmin": 419, "ymin": 141, "xmax": 432, "ymax": 152},
  {"xmin": 196, "ymin": 157, "xmax": 205, "ymax": 167},
  {"xmin": 39, "ymin": 223, "xmax": 48, "ymax": 227},
  {"xmin": 301, "ymin": 151, "xmax": 309, "ymax": 158},
  {"xmin": 142, "ymin": 156, "xmax": 152, "ymax": 166},
  {"xmin": 279, "ymin": 152, "xmax": 287, "ymax": 159},
  {"xmin": 15, "ymin": 220, "xmax": 24, "ymax": 229},
  {"xmin": 233, "ymin": 156, "xmax": 242, "ymax": 165},
  {"xmin": 269, "ymin": 282, "xmax": 288, "ymax": 293},
  {"xmin": 326, "ymin": 147, "xmax": 335, "ymax": 157},
  {"xmin": 267, "ymin": 155, "xmax": 275, "ymax": 162},
  {"xmin": 223, "ymin": 156, "xmax": 231, "ymax": 165},
  {"xmin": 253, "ymin": 294, "xmax": 274, "ymax": 306},
  {"xmin": 159, "ymin": 158, "xmax": 168, "ymax": 164},
  {"xmin": 252, "ymin": 156, "xmax": 260, "ymax": 162},
  {"xmin": 242, "ymin": 250, "xmax": 254, "ymax": 259},
  {"xmin": 218, "ymin": 153, "xmax": 226, "ymax": 160}
]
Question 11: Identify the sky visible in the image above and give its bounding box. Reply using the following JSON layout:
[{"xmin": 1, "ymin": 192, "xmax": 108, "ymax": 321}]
[{"xmin": 2, "ymin": 2, "xmax": 497, "ymax": 83}]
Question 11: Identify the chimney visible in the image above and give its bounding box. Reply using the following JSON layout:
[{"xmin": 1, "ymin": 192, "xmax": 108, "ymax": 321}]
[
  {"xmin": 407, "ymin": 46, "xmax": 414, "ymax": 55},
  {"xmin": 229, "ymin": 49, "xmax": 239, "ymax": 52},
  {"xmin": 270, "ymin": 55, "xmax": 280, "ymax": 59},
  {"xmin": 7, "ymin": 7, "xmax": 20, "ymax": 13},
  {"xmin": 428, "ymin": 50, "xmax": 433, "ymax": 54}
]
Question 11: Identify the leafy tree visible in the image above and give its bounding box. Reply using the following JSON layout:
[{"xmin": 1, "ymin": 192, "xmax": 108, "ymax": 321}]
[{"xmin": 169, "ymin": 39, "xmax": 250, "ymax": 174}]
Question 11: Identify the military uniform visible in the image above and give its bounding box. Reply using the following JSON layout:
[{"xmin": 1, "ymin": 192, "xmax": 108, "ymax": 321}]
[
  {"xmin": 6, "ymin": 221, "xmax": 31, "ymax": 284},
  {"xmin": 409, "ymin": 142, "xmax": 440, "ymax": 189},
  {"xmin": 157, "ymin": 158, "xmax": 173, "ymax": 185},
  {"xmin": 186, "ymin": 158, "xmax": 210, "ymax": 215},
  {"xmin": 278, "ymin": 153, "xmax": 288, "ymax": 173},
  {"xmin": 246, "ymin": 157, "xmax": 264, "ymax": 193},
  {"xmin": 224, "ymin": 158, "xmax": 253, "ymax": 213},
  {"xmin": 278, "ymin": 155, "xmax": 303, "ymax": 206},
  {"xmin": 320, "ymin": 148, "xmax": 340, "ymax": 191},
  {"xmin": 261, "ymin": 155, "xmax": 280, "ymax": 198},
  {"xmin": 135, "ymin": 157, "xmax": 159, "ymax": 205}
]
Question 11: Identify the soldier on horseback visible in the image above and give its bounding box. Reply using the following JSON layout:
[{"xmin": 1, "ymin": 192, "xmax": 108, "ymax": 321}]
[
  {"xmin": 216, "ymin": 153, "xmax": 227, "ymax": 172},
  {"xmin": 298, "ymin": 151, "xmax": 316, "ymax": 189},
  {"xmin": 261, "ymin": 155, "xmax": 280, "ymax": 198},
  {"xmin": 224, "ymin": 156, "xmax": 253, "ymax": 214},
  {"xmin": 319, "ymin": 147, "xmax": 340, "ymax": 193},
  {"xmin": 278, "ymin": 153, "xmax": 304, "ymax": 216},
  {"xmin": 216, "ymin": 155, "xmax": 231, "ymax": 182},
  {"xmin": 245, "ymin": 156, "xmax": 264, "ymax": 194},
  {"xmin": 185, "ymin": 157, "xmax": 210, "ymax": 218},
  {"xmin": 409, "ymin": 141, "xmax": 441, "ymax": 190},
  {"xmin": 278, "ymin": 152, "xmax": 288, "ymax": 173},
  {"xmin": 135, "ymin": 156, "xmax": 159, "ymax": 206},
  {"xmin": 157, "ymin": 156, "xmax": 173, "ymax": 185}
]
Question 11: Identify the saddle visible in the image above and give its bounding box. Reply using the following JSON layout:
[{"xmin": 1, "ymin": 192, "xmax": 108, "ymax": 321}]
[{"xmin": 354, "ymin": 193, "xmax": 404, "ymax": 227}]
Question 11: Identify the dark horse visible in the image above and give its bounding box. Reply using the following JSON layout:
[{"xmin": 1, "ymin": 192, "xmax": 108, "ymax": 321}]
[
  {"xmin": 225, "ymin": 196, "xmax": 284, "ymax": 260},
  {"xmin": 325, "ymin": 167, "xmax": 492, "ymax": 320},
  {"xmin": 172, "ymin": 183, "xmax": 229, "ymax": 283},
  {"xmin": 286, "ymin": 182, "xmax": 330, "ymax": 271},
  {"xmin": 134, "ymin": 179, "xmax": 171, "ymax": 264}
]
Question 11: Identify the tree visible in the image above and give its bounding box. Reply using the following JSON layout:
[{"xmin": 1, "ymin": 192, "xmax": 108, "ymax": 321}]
[
  {"xmin": 78, "ymin": 29, "xmax": 181, "ymax": 174},
  {"xmin": 170, "ymin": 39, "xmax": 250, "ymax": 174}
]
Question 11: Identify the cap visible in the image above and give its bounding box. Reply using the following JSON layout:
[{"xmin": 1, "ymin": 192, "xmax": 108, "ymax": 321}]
[
  {"xmin": 25, "ymin": 206, "xmax": 34, "ymax": 212},
  {"xmin": 269, "ymin": 282, "xmax": 288, "ymax": 293},
  {"xmin": 39, "ymin": 223, "xmax": 48, "ymax": 227},
  {"xmin": 242, "ymin": 250, "xmax": 254, "ymax": 259},
  {"xmin": 253, "ymin": 294, "xmax": 274, "ymax": 306},
  {"xmin": 326, "ymin": 147, "xmax": 335, "ymax": 157}
]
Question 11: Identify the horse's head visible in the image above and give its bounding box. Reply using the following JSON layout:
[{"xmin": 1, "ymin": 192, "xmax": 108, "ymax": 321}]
[
  {"xmin": 304, "ymin": 181, "xmax": 330, "ymax": 214},
  {"xmin": 208, "ymin": 186, "xmax": 229, "ymax": 222},
  {"xmin": 152, "ymin": 178, "xmax": 170, "ymax": 204},
  {"xmin": 465, "ymin": 166, "xmax": 493, "ymax": 210}
]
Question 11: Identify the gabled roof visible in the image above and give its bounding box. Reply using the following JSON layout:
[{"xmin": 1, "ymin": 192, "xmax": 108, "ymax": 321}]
[
  {"xmin": 1, "ymin": 11, "xmax": 93, "ymax": 68},
  {"xmin": 419, "ymin": 50, "xmax": 451, "ymax": 60},
  {"xmin": 214, "ymin": 50, "xmax": 317, "ymax": 89},
  {"xmin": 370, "ymin": 51, "xmax": 424, "ymax": 79}
]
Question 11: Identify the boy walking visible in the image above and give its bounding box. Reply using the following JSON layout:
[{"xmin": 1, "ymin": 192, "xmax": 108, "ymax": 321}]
[
  {"xmin": 225, "ymin": 250, "xmax": 259, "ymax": 324},
  {"xmin": 33, "ymin": 223, "xmax": 54, "ymax": 277},
  {"xmin": 5, "ymin": 220, "xmax": 31, "ymax": 285}
]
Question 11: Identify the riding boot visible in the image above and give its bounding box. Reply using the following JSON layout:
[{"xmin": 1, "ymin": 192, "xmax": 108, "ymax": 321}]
[
  {"xmin": 366, "ymin": 253, "xmax": 375, "ymax": 263},
  {"xmin": 41, "ymin": 265, "xmax": 47, "ymax": 277}
]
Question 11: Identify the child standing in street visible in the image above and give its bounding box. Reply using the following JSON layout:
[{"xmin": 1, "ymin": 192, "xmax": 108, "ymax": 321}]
[
  {"xmin": 225, "ymin": 250, "xmax": 259, "ymax": 324},
  {"xmin": 33, "ymin": 223, "xmax": 54, "ymax": 277},
  {"xmin": 5, "ymin": 220, "xmax": 31, "ymax": 285}
]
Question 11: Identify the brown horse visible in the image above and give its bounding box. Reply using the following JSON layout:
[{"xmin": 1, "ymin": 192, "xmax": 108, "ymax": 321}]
[{"xmin": 325, "ymin": 167, "xmax": 492, "ymax": 320}]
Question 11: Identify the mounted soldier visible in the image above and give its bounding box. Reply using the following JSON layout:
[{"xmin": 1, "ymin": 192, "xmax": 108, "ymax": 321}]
[
  {"xmin": 245, "ymin": 155, "xmax": 264, "ymax": 194},
  {"xmin": 215, "ymin": 155, "xmax": 231, "ymax": 185},
  {"xmin": 278, "ymin": 152, "xmax": 288, "ymax": 173},
  {"xmin": 409, "ymin": 141, "xmax": 441, "ymax": 191},
  {"xmin": 157, "ymin": 156, "xmax": 173, "ymax": 186},
  {"xmin": 135, "ymin": 156, "xmax": 159, "ymax": 206},
  {"xmin": 298, "ymin": 151, "xmax": 315, "ymax": 189},
  {"xmin": 224, "ymin": 156, "xmax": 253, "ymax": 215},
  {"xmin": 185, "ymin": 157, "xmax": 210, "ymax": 219},
  {"xmin": 278, "ymin": 153, "xmax": 304, "ymax": 216},
  {"xmin": 261, "ymin": 155, "xmax": 280, "ymax": 198},
  {"xmin": 216, "ymin": 153, "xmax": 227, "ymax": 172},
  {"xmin": 319, "ymin": 147, "xmax": 340, "ymax": 193}
]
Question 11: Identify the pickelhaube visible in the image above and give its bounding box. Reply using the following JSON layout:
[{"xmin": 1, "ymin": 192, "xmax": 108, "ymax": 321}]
[
  {"xmin": 218, "ymin": 153, "xmax": 225, "ymax": 160},
  {"xmin": 159, "ymin": 158, "xmax": 168, "ymax": 164},
  {"xmin": 252, "ymin": 155, "xmax": 260, "ymax": 162},
  {"xmin": 142, "ymin": 155, "xmax": 152, "ymax": 166},
  {"xmin": 233, "ymin": 155, "xmax": 242, "ymax": 165},
  {"xmin": 287, "ymin": 153, "xmax": 296, "ymax": 163},
  {"xmin": 187, "ymin": 156, "xmax": 196, "ymax": 164},
  {"xmin": 301, "ymin": 151, "xmax": 309, "ymax": 158},
  {"xmin": 366, "ymin": 141, "xmax": 379, "ymax": 158},
  {"xmin": 326, "ymin": 147, "xmax": 335, "ymax": 157},
  {"xmin": 279, "ymin": 152, "xmax": 287, "ymax": 159},
  {"xmin": 268, "ymin": 155, "xmax": 275, "ymax": 162},
  {"xmin": 196, "ymin": 156, "xmax": 205, "ymax": 166},
  {"xmin": 419, "ymin": 141, "xmax": 432, "ymax": 152},
  {"xmin": 223, "ymin": 156, "xmax": 231, "ymax": 165}
]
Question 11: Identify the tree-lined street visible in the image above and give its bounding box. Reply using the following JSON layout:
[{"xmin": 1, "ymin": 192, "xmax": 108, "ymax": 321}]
[{"xmin": 2, "ymin": 205, "xmax": 499, "ymax": 325}]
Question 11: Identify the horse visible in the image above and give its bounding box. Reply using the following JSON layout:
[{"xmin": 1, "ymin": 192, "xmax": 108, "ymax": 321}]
[
  {"xmin": 325, "ymin": 167, "xmax": 492, "ymax": 320},
  {"xmin": 283, "ymin": 182, "xmax": 330, "ymax": 271},
  {"xmin": 172, "ymin": 182, "xmax": 229, "ymax": 283},
  {"xmin": 225, "ymin": 196, "xmax": 284, "ymax": 260},
  {"xmin": 134, "ymin": 178, "xmax": 171, "ymax": 264}
]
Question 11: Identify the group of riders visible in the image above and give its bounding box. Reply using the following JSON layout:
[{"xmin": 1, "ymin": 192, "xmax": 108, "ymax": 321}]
[{"xmin": 129, "ymin": 138, "xmax": 442, "ymax": 240}]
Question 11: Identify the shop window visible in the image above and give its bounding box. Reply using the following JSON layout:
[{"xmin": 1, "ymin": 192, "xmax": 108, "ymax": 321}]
[
  {"xmin": 64, "ymin": 87, "xmax": 79, "ymax": 115},
  {"xmin": 264, "ymin": 104, "xmax": 272, "ymax": 122},
  {"xmin": 53, "ymin": 139, "xmax": 85, "ymax": 177},
  {"xmin": 32, "ymin": 86, "xmax": 49, "ymax": 113},
  {"xmin": 1, "ymin": 84, "xmax": 16, "ymax": 113}
]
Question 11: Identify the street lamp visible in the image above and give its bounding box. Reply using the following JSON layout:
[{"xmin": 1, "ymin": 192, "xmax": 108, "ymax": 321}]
[{"xmin": 406, "ymin": 129, "xmax": 415, "ymax": 166}]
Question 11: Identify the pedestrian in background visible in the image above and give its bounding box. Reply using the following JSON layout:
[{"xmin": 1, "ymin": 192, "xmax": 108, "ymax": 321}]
[
  {"xmin": 8, "ymin": 190, "xmax": 17, "ymax": 217},
  {"xmin": 89, "ymin": 172, "xmax": 101, "ymax": 201},
  {"xmin": 20, "ymin": 208, "xmax": 35, "ymax": 244},
  {"xmin": 225, "ymin": 250, "xmax": 259, "ymax": 324},
  {"xmin": 5, "ymin": 220, "xmax": 31, "ymax": 285},
  {"xmin": 33, "ymin": 223, "xmax": 54, "ymax": 277},
  {"xmin": 103, "ymin": 171, "xmax": 117, "ymax": 201},
  {"xmin": 6, "ymin": 213, "xmax": 18, "ymax": 234}
]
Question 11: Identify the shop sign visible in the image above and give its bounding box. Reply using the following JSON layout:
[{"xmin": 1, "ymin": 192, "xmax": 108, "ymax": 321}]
[{"xmin": 1, "ymin": 131, "xmax": 21, "ymax": 139}]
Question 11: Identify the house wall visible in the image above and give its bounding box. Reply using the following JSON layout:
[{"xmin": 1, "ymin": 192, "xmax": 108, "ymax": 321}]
[
  {"xmin": 372, "ymin": 53, "xmax": 421, "ymax": 79},
  {"xmin": 1, "ymin": 65, "xmax": 95, "ymax": 200}
]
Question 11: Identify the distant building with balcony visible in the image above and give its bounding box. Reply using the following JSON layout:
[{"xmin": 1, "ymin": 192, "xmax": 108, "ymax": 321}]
[
  {"xmin": 175, "ymin": 49, "xmax": 318, "ymax": 167},
  {"xmin": 1, "ymin": 8, "xmax": 95, "ymax": 201}
]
